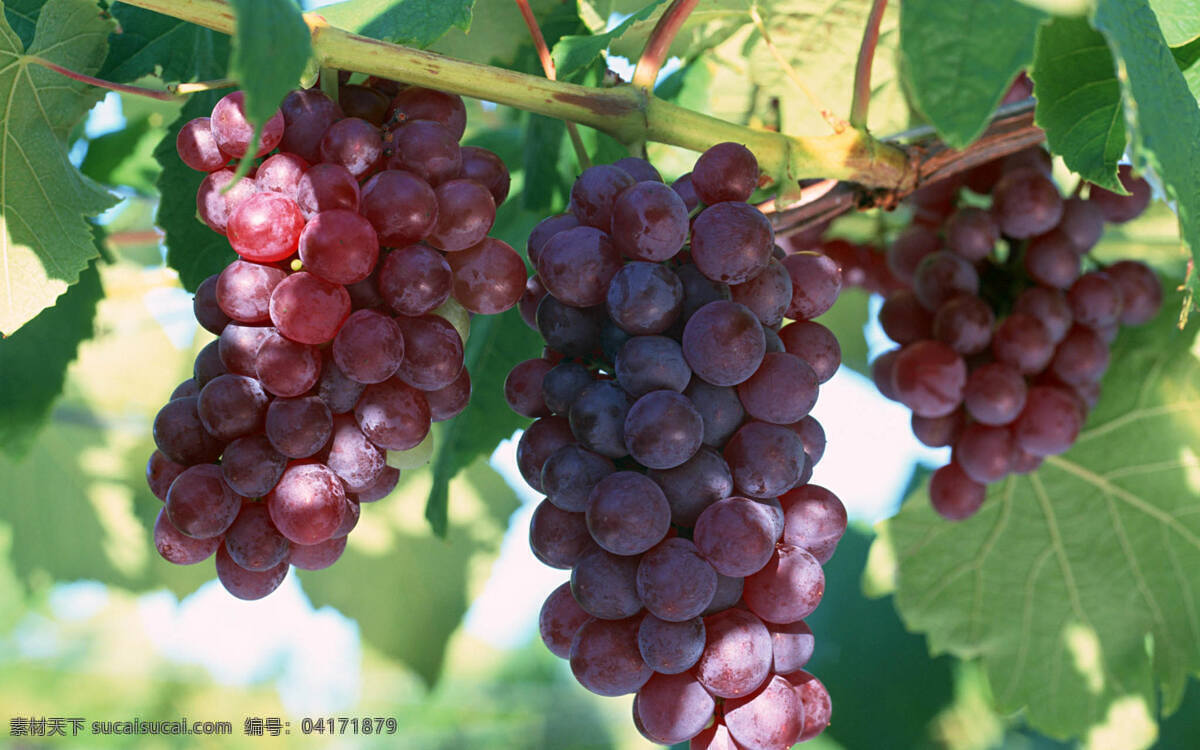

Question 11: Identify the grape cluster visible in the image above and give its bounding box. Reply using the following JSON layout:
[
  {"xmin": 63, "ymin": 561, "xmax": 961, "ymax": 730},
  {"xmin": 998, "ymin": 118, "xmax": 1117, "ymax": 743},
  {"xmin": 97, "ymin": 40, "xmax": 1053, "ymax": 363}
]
[
  {"xmin": 509, "ymin": 143, "xmax": 843, "ymax": 747},
  {"xmin": 147, "ymin": 79, "xmax": 525, "ymax": 599},
  {"xmin": 816, "ymin": 153, "xmax": 1162, "ymax": 521}
]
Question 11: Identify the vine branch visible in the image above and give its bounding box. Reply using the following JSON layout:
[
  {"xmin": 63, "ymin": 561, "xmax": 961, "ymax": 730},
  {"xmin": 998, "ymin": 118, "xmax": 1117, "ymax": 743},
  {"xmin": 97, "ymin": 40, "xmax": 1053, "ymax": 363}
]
[
  {"xmin": 850, "ymin": 0, "xmax": 888, "ymax": 130},
  {"xmin": 121, "ymin": 0, "xmax": 911, "ymax": 191},
  {"xmin": 514, "ymin": 0, "xmax": 591, "ymax": 169},
  {"xmin": 631, "ymin": 0, "xmax": 698, "ymax": 91}
]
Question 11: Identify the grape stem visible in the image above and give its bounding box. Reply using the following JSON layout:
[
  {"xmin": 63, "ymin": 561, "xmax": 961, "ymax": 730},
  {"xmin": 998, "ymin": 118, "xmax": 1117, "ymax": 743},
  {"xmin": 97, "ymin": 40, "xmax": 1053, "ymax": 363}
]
[
  {"xmin": 850, "ymin": 0, "xmax": 888, "ymax": 130},
  {"xmin": 26, "ymin": 56, "xmax": 177, "ymax": 100},
  {"xmin": 118, "ymin": 0, "xmax": 912, "ymax": 190},
  {"xmin": 514, "ymin": 0, "xmax": 592, "ymax": 170},
  {"xmin": 631, "ymin": 0, "xmax": 698, "ymax": 91}
]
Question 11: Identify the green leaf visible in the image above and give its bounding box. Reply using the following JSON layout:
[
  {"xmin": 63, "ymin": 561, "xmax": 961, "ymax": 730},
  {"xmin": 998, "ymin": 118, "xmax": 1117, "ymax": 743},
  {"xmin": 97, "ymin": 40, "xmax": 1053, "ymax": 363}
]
[
  {"xmin": 550, "ymin": 0, "xmax": 666, "ymax": 78},
  {"xmin": 317, "ymin": 0, "xmax": 473, "ymax": 48},
  {"xmin": 100, "ymin": 3, "xmax": 228, "ymax": 84},
  {"xmin": 302, "ymin": 459, "xmax": 520, "ymax": 684},
  {"xmin": 900, "ymin": 0, "xmax": 1046, "ymax": 148},
  {"xmin": 425, "ymin": 309, "xmax": 541, "ymax": 536},
  {"xmin": 80, "ymin": 115, "xmax": 164, "ymax": 196},
  {"xmin": 1173, "ymin": 35, "xmax": 1200, "ymax": 103},
  {"xmin": 0, "ymin": 250, "xmax": 101, "ymax": 456},
  {"xmin": 2, "ymin": 0, "xmax": 42, "ymax": 47},
  {"xmin": 881, "ymin": 298, "xmax": 1200, "ymax": 738},
  {"xmin": 1030, "ymin": 17, "xmax": 1126, "ymax": 192},
  {"xmin": 430, "ymin": 0, "xmax": 559, "ymax": 67},
  {"xmin": 1149, "ymin": 0, "xmax": 1200, "ymax": 46},
  {"xmin": 521, "ymin": 113, "xmax": 568, "ymax": 214},
  {"xmin": 1094, "ymin": 0, "xmax": 1200, "ymax": 311},
  {"xmin": 0, "ymin": 0, "xmax": 117, "ymax": 335},
  {"xmin": 227, "ymin": 0, "xmax": 311, "ymax": 126}
]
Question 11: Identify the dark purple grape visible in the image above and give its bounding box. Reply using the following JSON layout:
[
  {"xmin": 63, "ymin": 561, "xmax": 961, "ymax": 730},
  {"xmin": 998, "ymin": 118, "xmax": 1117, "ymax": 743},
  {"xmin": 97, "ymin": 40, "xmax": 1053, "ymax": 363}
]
[
  {"xmin": 146, "ymin": 450, "xmax": 186, "ymax": 502},
  {"xmin": 944, "ymin": 206, "xmax": 998, "ymax": 261},
  {"xmin": 536, "ymin": 296, "xmax": 603, "ymax": 357},
  {"xmin": 992, "ymin": 313, "xmax": 1054, "ymax": 374},
  {"xmin": 385, "ymin": 120, "xmax": 461, "ymax": 186},
  {"xmin": 694, "ymin": 608, "xmax": 772, "ymax": 698},
  {"xmin": 387, "ymin": 87, "xmax": 467, "ymax": 139},
  {"xmin": 542, "ymin": 445, "xmax": 615, "ymax": 513},
  {"xmin": 266, "ymin": 462, "xmax": 346, "ymax": 545},
  {"xmin": 1106, "ymin": 260, "xmax": 1162, "ymax": 325},
  {"xmin": 194, "ymin": 274, "xmax": 230, "ymax": 334},
  {"xmin": 730, "ymin": 257, "xmax": 793, "ymax": 327},
  {"xmin": 537, "ymin": 226, "xmax": 622, "ymax": 308},
  {"xmin": 542, "ymin": 362, "xmax": 594, "ymax": 414},
  {"xmin": 606, "ymin": 261, "xmax": 683, "ymax": 334},
  {"xmin": 394, "ymin": 314, "xmax": 463, "ymax": 391},
  {"xmin": 624, "ymin": 390, "xmax": 704, "ymax": 470},
  {"xmin": 153, "ymin": 396, "xmax": 224, "ymax": 466},
  {"xmin": 192, "ymin": 341, "xmax": 227, "ymax": 388},
  {"xmin": 616, "ymin": 336, "xmax": 691, "ymax": 397},
  {"xmin": 691, "ymin": 202, "xmax": 773, "ymax": 284},
  {"xmin": 913, "ymin": 251, "xmax": 979, "ymax": 311},
  {"xmin": 724, "ymin": 421, "xmax": 807, "ymax": 498},
  {"xmin": 932, "ymin": 294, "xmax": 994, "ymax": 355},
  {"xmin": 255, "ymin": 330, "xmax": 322, "ymax": 398},
  {"xmin": 154, "ymin": 509, "xmax": 220, "ymax": 564},
  {"xmin": 360, "ymin": 170, "xmax": 439, "ymax": 247},
  {"xmin": 693, "ymin": 496, "xmax": 777, "ymax": 577},
  {"xmin": 339, "ymin": 83, "xmax": 390, "ymax": 124},
  {"xmin": 530, "ymin": 500, "xmax": 597, "ymax": 569},
  {"xmin": 963, "ymin": 362, "xmax": 1027, "ymax": 425},
  {"xmin": 218, "ymin": 323, "xmax": 272, "ymax": 376},
  {"xmin": 516, "ymin": 416, "xmax": 575, "ymax": 492},
  {"xmin": 459, "ymin": 146, "xmax": 511, "ymax": 205},
  {"xmin": 779, "ymin": 484, "xmax": 846, "ymax": 564},
  {"xmin": 692, "ymin": 142, "xmax": 758, "ymax": 204},
  {"xmin": 736, "ymin": 352, "xmax": 818, "ymax": 426},
  {"xmin": 993, "ymin": 167, "xmax": 1063, "ymax": 238},
  {"xmin": 778, "ymin": 321, "xmax": 840, "ymax": 383},
  {"xmin": 221, "ymin": 434, "xmax": 288, "ymax": 498},
  {"xmin": 930, "ymin": 461, "xmax": 986, "ymax": 520},
  {"xmin": 585, "ymin": 471, "xmax": 671, "ymax": 555},
  {"xmin": 638, "ymin": 615, "xmax": 705, "ymax": 674},
  {"xmin": 610, "ymin": 181, "xmax": 689, "ymax": 261},
  {"xmin": 539, "ymin": 581, "xmax": 592, "ymax": 658},
  {"xmin": 333, "ymin": 309, "xmax": 405, "ymax": 385},
  {"xmin": 319, "ymin": 117, "xmax": 382, "ymax": 178},
  {"xmin": 782, "ymin": 251, "xmax": 842, "ymax": 320},
  {"xmin": 166, "ymin": 464, "xmax": 242, "ymax": 539},
  {"xmin": 682, "ymin": 301, "xmax": 765, "ymax": 387},
  {"xmin": 570, "ymin": 164, "xmax": 636, "ymax": 230},
  {"xmin": 354, "ymin": 377, "xmax": 431, "ymax": 451},
  {"xmin": 1067, "ymin": 271, "xmax": 1123, "ymax": 329},
  {"xmin": 265, "ymin": 397, "xmax": 332, "ymax": 459},
  {"xmin": 215, "ymin": 545, "xmax": 288, "ymax": 600},
  {"xmin": 569, "ymin": 381, "xmax": 632, "ymax": 459},
  {"xmin": 613, "ymin": 157, "xmax": 662, "ymax": 183},
  {"xmin": 569, "ymin": 616, "xmax": 652, "ymax": 697},
  {"xmin": 224, "ymin": 501, "xmax": 290, "ymax": 571},
  {"xmin": 197, "ymin": 374, "xmax": 269, "ymax": 442},
  {"xmin": 635, "ymin": 672, "xmax": 716, "ymax": 745},
  {"xmin": 636, "ymin": 538, "xmax": 717, "ymax": 622},
  {"xmin": 1058, "ymin": 197, "xmax": 1105, "ymax": 252},
  {"xmin": 570, "ymin": 549, "xmax": 643, "ymax": 620}
]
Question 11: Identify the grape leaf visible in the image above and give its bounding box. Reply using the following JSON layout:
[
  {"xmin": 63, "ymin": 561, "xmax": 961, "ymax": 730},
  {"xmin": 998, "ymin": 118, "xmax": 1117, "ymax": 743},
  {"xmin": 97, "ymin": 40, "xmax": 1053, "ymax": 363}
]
[
  {"xmin": 425, "ymin": 308, "xmax": 541, "ymax": 536},
  {"xmin": 0, "ymin": 0, "xmax": 118, "ymax": 335},
  {"xmin": 0, "ymin": 251, "xmax": 101, "ymax": 456},
  {"xmin": 2, "ymin": 0, "xmax": 41, "ymax": 47},
  {"xmin": 1149, "ymin": 0, "xmax": 1200, "ymax": 46},
  {"xmin": 100, "ymin": 3, "xmax": 228, "ymax": 84},
  {"xmin": 151, "ymin": 31, "xmax": 234, "ymax": 293},
  {"xmin": 227, "ymin": 0, "xmax": 311, "ymax": 126},
  {"xmin": 80, "ymin": 114, "xmax": 164, "ymax": 196},
  {"xmin": 316, "ymin": 0, "xmax": 473, "ymax": 48},
  {"xmin": 1094, "ymin": 0, "xmax": 1200, "ymax": 312},
  {"xmin": 900, "ymin": 0, "xmax": 1046, "ymax": 148},
  {"xmin": 1172, "ymin": 35, "xmax": 1200, "ymax": 103},
  {"xmin": 430, "ymin": 0, "xmax": 559, "ymax": 67},
  {"xmin": 880, "ymin": 298, "xmax": 1200, "ymax": 738},
  {"xmin": 550, "ymin": 0, "xmax": 666, "ymax": 78},
  {"xmin": 302, "ymin": 459, "xmax": 520, "ymax": 684},
  {"xmin": 1030, "ymin": 17, "xmax": 1125, "ymax": 192}
]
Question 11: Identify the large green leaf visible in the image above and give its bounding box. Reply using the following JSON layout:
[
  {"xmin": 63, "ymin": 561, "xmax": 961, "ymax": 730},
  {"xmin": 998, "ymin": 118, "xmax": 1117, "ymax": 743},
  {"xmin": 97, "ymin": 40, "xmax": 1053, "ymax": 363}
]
[
  {"xmin": 425, "ymin": 309, "xmax": 541, "ymax": 536},
  {"xmin": 0, "ymin": 251, "xmax": 101, "ymax": 456},
  {"xmin": 151, "ymin": 32, "xmax": 234, "ymax": 293},
  {"xmin": 2, "ymin": 0, "xmax": 41, "ymax": 47},
  {"xmin": 880, "ymin": 297, "xmax": 1200, "ymax": 739},
  {"xmin": 1095, "ymin": 0, "xmax": 1200, "ymax": 311},
  {"xmin": 1173, "ymin": 35, "xmax": 1200, "ymax": 103},
  {"xmin": 100, "ymin": 3, "xmax": 228, "ymax": 84},
  {"xmin": 1149, "ymin": 0, "xmax": 1200, "ymax": 46},
  {"xmin": 0, "ymin": 0, "xmax": 117, "ymax": 335},
  {"xmin": 550, "ymin": 0, "xmax": 666, "ymax": 78},
  {"xmin": 900, "ymin": 0, "xmax": 1046, "ymax": 148},
  {"xmin": 430, "ymin": 0, "xmax": 559, "ymax": 67},
  {"xmin": 302, "ymin": 460, "xmax": 520, "ymax": 684},
  {"xmin": 1031, "ymin": 17, "xmax": 1126, "ymax": 192},
  {"xmin": 227, "ymin": 0, "xmax": 311, "ymax": 125},
  {"xmin": 317, "ymin": 0, "xmax": 473, "ymax": 47}
]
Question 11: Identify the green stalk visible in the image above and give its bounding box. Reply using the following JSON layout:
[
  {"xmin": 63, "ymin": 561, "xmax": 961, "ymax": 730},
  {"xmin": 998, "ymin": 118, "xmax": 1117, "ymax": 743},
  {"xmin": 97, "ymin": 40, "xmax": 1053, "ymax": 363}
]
[{"xmin": 119, "ymin": 0, "xmax": 911, "ymax": 187}]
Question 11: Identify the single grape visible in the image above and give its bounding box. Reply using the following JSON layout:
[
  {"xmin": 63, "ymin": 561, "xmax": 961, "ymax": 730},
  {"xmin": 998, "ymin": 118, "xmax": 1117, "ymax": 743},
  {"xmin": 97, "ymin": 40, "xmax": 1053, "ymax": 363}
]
[
  {"xmin": 929, "ymin": 461, "xmax": 986, "ymax": 520},
  {"xmin": 613, "ymin": 157, "xmax": 662, "ymax": 183},
  {"xmin": 636, "ymin": 538, "xmax": 717, "ymax": 622},
  {"xmin": 944, "ymin": 206, "xmax": 998, "ymax": 261},
  {"xmin": 570, "ymin": 548, "xmax": 643, "ymax": 620},
  {"xmin": 1057, "ymin": 197, "xmax": 1106, "ymax": 252},
  {"xmin": 516, "ymin": 416, "xmax": 575, "ymax": 492},
  {"xmin": 386, "ymin": 87, "xmax": 467, "ymax": 139},
  {"xmin": 196, "ymin": 168, "xmax": 257, "ymax": 235},
  {"xmin": 459, "ymin": 146, "xmax": 511, "ymax": 205},
  {"xmin": 691, "ymin": 202, "xmax": 774, "ymax": 285},
  {"xmin": 779, "ymin": 484, "xmax": 846, "ymax": 564},
  {"xmin": 446, "ymin": 237, "xmax": 527, "ymax": 314},
  {"xmin": 569, "ymin": 616, "xmax": 652, "ymax": 697},
  {"xmin": 693, "ymin": 496, "xmax": 777, "ymax": 577},
  {"xmin": 228, "ymin": 192, "xmax": 306, "ymax": 263},
  {"xmin": 963, "ymin": 362, "xmax": 1028, "ymax": 425},
  {"xmin": 354, "ymin": 377, "xmax": 432, "ymax": 451},
  {"xmin": 296, "ymin": 162, "xmax": 360, "ymax": 219},
  {"xmin": 993, "ymin": 167, "xmax": 1063, "ymax": 238},
  {"xmin": 769, "ymin": 620, "xmax": 815, "ymax": 674},
  {"xmin": 606, "ymin": 261, "xmax": 684, "ymax": 335},
  {"xmin": 638, "ymin": 614, "xmax": 705, "ymax": 674},
  {"xmin": 610, "ymin": 181, "xmax": 689, "ymax": 261},
  {"xmin": 682, "ymin": 301, "xmax": 765, "ymax": 387},
  {"xmin": 289, "ymin": 536, "xmax": 348, "ymax": 570},
  {"xmin": 385, "ymin": 120, "xmax": 461, "ymax": 186},
  {"xmin": 932, "ymin": 293, "xmax": 994, "ymax": 355},
  {"xmin": 1105, "ymin": 260, "xmax": 1162, "ymax": 325},
  {"xmin": 331, "ymin": 309, "xmax": 405, "ymax": 385},
  {"xmin": 216, "ymin": 259, "xmax": 288, "ymax": 326},
  {"xmin": 176, "ymin": 117, "xmax": 230, "ymax": 172},
  {"xmin": 527, "ymin": 214, "xmax": 580, "ymax": 267},
  {"xmin": 1089, "ymin": 165, "xmax": 1151, "ymax": 223},
  {"xmin": 671, "ymin": 172, "xmax": 700, "ymax": 213},
  {"xmin": 542, "ymin": 444, "xmax": 615, "ymax": 513},
  {"xmin": 193, "ymin": 340, "xmax": 227, "ymax": 388},
  {"xmin": 298, "ymin": 209, "xmax": 379, "ymax": 285},
  {"xmin": 269, "ymin": 271, "xmax": 350, "ymax": 345},
  {"xmin": 153, "ymin": 396, "xmax": 224, "ymax": 466},
  {"xmin": 786, "ymin": 670, "xmax": 833, "ymax": 742},
  {"xmin": 685, "ymin": 379, "xmax": 745, "ymax": 447},
  {"xmin": 540, "ymin": 581, "xmax": 592, "ymax": 659},
  {"xmin": 782, "ymin": 251, "xmax": 842, "ymax": 320},
  {"xmin": 266, "ymin": 462, "xmax": 346, "ymax": 545},
  {"xmin": 724, "ymin": 674, "xmax": 805, "ymax": 750},
  {"xmin": 265, "ymin": 397, "xmax": 332, "ymax": 459},
  {"xmin": 1067, "ymin": 271, "xmax": 1124, "ymax": 329},
  {"xmin": 777, "ymin": 321, "xmax": 840, "ymax": 383},
  {"xmin": 350, "ymin": 465, "xmax": 400, "ymax": 503},
  {"xmin": 891, "ymin": 340, "xmax": 967, "ymax": 418},
  {"xmin": 210, "ymin": 91, "xmax": 283, "ymax": 158},
  {"xmin": 196, "ymin": 374, "xmax": 269, "ymax": 442},
  {"xmin": 1024, "ymin": 229, "xmax": 1081, "ymax": 289},
  {"xmin": 255, "ymin": 331, "xmax": 322, "ymax": 397},
  {"xmin": 320, "ymin": 117, "xmax": 382, "ymax": 178},
  {"xmin": 224, "ymin": 501, "xmax": 290, "ymax": 571},
  {"xmin": 146, "ymin": 450, "xmax": 186, "ymax": 502},
  {"xmin": 360, "ymin": 170, "xmax": 439, "ymax": 247},
  {"xmin": 536, "ymin": 296, "xmax": 603, "ymax": 357},
  {"xmin": 636, "ymin": 672, "xmax": 716, "ymax": 745},
  {"xmin": 1013, "ymin": 385, "xmax": 1084, "ymax": 456},
  {"xmin": 737, "ymin": 352, "xmax": 819, "ymax": 425},
  {"xmin": 623, "ymin": 390, "xmax": 704, "ymax": 470},
  {"xmin": 585, "ymin": 471, "xmax": 671, "ymax": 555},
  {"xmin": 742, "ymin": 544, "xmax": 825, "ymax": 624},
  {"xmin": 426, "ymin": 367, "xmax": 471, "ymax": 422},
  {"xmin": 955, "ymin": 423, "xmax": 1014, "ymax": 483},
  {"xmin": 255, "ymin": 153, "xmax": 308, "ymax": 199},
  {"xmin": 570, "ymin": 164, "xmax": 636, "ymax": 230},
  {"xmin": 338, "ymin": 83, "xmax": 390, "ymax": 124},
  {"xmin": 615, "ymin": 336, "xmax": 691, "ymax": 397},
  {"xmin": 530, "ymin": 500, "xmax": 597, "ymax": 570},
  {"xmin": 542, "ymin": 361, "xmax": 594, "ymax": 414},
  {"xmin": 170, "ymin": 379, "xmax": 199, "ymax": 400},
  {"xmin": 871, "ymin": 348, "xmax": 902, "ymax": 401},
  {"xmin": 166, "ymin": 464, "xmax": 243, "ymax": 539},
  {"xmin": 879, "ymin": 289, "xmax": 933, "ymax": 346},
  {"xmin": 1051, "ymin": 325, "xmax": 1110, "ymax": 386},
  {"xmin": 505, "ymin": 358, "xmax": 554, "ymax": 419},
  {"xmin": 730, "ymin": 257, "xmax": 793, "ymax": 327},
  {"xmin": 694, "ymin": 608, "xmax": 772, "ymax": 698},
  {"xmin": 537, "ymin": 226, "xmax": 622, "ymax": 308},
  {"xmin": 154, "ymin": 509, "xmax": 221, "ymax": 565},
  {"xmin": 316, "ymin": 354, "xmax": 366, "ymax": 414},
  {"xmin": 991, "ymin": 313, "xmax": 1054, "ymax": 375},
  {"xmin": 426, "ymin": 179, "xmax": 496, "ymax": 252},
  {"xmin": 215, "ymin": 545, "xmax": 289, "ymax": 600},
  {"xmin": 674, "ymin": 263, "xmax": 732, "ymax": 324},
  {"xmin": 221, "ymin": 434, "xmax": 288, "ymax": 498},
  {"xmin": 724, "ymin": 421, "xmax": 807, "ymax": 498},
  {"xmin": 1013, "ymin": 286, "xmax": 1073, "ymax": 343},
  {"xmin": 393, "ymin": 314, "xmax": 463, "ymax": 391},
  {"xmin": 569, "ymin": 381, "xmax": 632, "ymax": 459},
  {"xmin": 692, "ymin": 142, "xmax": 758, "ymax": 204}
]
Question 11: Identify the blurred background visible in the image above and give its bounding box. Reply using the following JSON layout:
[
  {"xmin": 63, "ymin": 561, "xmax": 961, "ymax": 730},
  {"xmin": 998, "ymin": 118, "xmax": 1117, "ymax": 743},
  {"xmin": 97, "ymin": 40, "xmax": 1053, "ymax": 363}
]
[{"xmin": 4, "ymin": 4, "xmax": 1200, "ymax": 747}]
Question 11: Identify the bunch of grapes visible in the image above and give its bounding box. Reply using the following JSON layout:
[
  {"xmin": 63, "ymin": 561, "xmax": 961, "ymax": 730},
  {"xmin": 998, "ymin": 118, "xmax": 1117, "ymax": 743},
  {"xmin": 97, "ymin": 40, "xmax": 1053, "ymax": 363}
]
[
  {"xmin": 819, "ymin": 152, "xmax": 1162, "ymax": 521},
  {"xmin": 508, "ymin": 143, "xmax": 844, "ymax": 747},
  {"xmin": 146, "ymin": 79, "xmax": 526, "ymax": 599}
]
